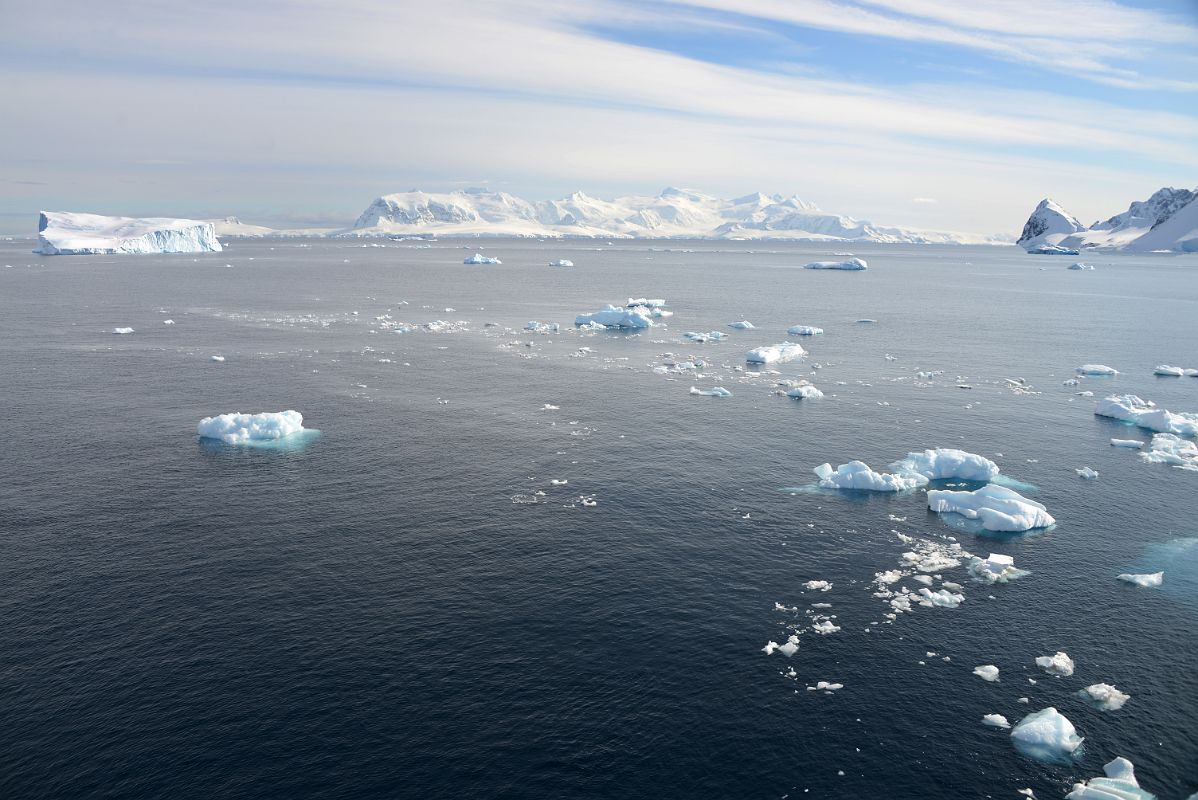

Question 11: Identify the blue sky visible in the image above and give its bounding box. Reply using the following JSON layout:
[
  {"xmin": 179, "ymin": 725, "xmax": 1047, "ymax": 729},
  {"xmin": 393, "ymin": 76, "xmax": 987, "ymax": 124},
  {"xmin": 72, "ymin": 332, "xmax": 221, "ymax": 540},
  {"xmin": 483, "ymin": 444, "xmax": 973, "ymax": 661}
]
[{"xmin": 1, "ymin": 0, "xmax": 1195, "ymax": 234}]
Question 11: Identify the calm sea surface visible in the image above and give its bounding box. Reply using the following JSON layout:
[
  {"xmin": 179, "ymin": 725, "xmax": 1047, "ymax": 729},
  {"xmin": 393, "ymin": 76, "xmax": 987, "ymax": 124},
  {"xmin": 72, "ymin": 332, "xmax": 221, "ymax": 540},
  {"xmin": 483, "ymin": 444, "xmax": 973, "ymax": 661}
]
[{"xmin": 1, "ymin": 238, "xmax": 1196, "ymax": 799}]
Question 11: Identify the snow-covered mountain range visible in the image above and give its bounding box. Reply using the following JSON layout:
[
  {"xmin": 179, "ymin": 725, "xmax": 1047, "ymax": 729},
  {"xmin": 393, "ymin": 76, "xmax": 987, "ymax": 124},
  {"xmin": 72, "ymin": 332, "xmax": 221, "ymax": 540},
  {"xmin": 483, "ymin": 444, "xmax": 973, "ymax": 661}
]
[
  {"xmin": 348, "ymin": 187, "xmax": 1007, "ymax": 244},
  {"xmin": 1018, "ymin": 187, "xmax": 1198, "ymax": 253}
]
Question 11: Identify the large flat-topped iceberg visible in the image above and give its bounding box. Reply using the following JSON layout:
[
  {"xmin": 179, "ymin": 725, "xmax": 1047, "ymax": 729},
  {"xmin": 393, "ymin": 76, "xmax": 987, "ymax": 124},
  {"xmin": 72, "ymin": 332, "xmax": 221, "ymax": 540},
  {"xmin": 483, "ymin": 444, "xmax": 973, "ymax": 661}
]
[
  {"xmin": 927, "ymin": 485, "xmax": 1054, "ymax": 532},
  {"xmin": 196, "ymin": 410, "xmax": 309, "ymax": 444},
  {"xmin": 35, "ymin": 211, "xmax": 222, "ymax": 255},
  {"xmin": 890, "ymin": 448, "xmax": 1000, "ymax": 483},
  {"xmin": 746, "ymin": 342, "xmax": 805, "ymax": 364},
  {"xmin": 1095, "ymin": 394, "xmax": 1198, "ymax": 436}
]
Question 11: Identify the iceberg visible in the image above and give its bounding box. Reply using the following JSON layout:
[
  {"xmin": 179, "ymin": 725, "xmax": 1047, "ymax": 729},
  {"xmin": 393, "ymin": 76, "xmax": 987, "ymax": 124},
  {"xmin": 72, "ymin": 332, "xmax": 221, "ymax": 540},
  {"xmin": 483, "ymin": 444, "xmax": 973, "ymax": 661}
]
[
  {"xmin": 803, "ymin": 257, "xmax": 868, "ymax": 270},
  {"xmin": 549, "ymin": 259, "xmax": 573, "ymax": 267},
  {"xmin": 574, "ymin": 305, "xmax": 653, "ymax": 329},
  {"xmin": 787, "ymin": 325, "xmax": 824, "ymax": 336},
  {"xmin": 1095, "ymin": 394, "xmax": 1198, "ymax": 436},
  {"xmin": 689, "ymin": 386, "xmax": 732, "ymax": 398},
  {"xmin": 728, "ymin": 320, "xmax": 755, "ymax": 329},
  {"xmin": 1034, "ymin": 651, "xmax": 1075, "ymax": 677},
  {"xmin": 1077, "ymin": 683, "xmax": 1131, "ymax": 712},
  {"xmin": 973, "ymin": 665, "xmax": 1000, "ymax": 682},
  {"xmin": 684, "ymin": 331, "xmax": 727, "ymax": 342},
  {"xmin": 463, "ymin": 253, "xmax": 501, "ymax": 264},
  {"xmin": 889, "ymin": 448, "xmax": 1000, "ymax": 482},
  {"xmin": 804, "ymin": 579, "xmax": 832, "ymax": 592},
  {"xmin": 968, "ymin": 553, "xmax": 1029, "ymax": 584},
  {"xmin": 196, "ymin": 410, "xmax": 308, "ymax": 444},
  {"xmin": 1078, "ymin": 364, "xmax": 1119, "ymax": 376},
  {"xmin": 1067, "ymin": 262, "xmax": 1095, "ymax": 270},
  {"xmin": 918, "ymin": 587, "xmax": 964, "ymax": 608},
  {"xmin": 111, "ymin": 327, "xmax": 135, "ymax": 335},
  {"xmin": 35, "ymin": 211, "xmax": 222, "ymax": 255},
  {"xmin": 1110, "ymin": 438, "xmax": 1145, "ymax": 449},
  {"xmin": 927, "ymin": 485, "xmax": 1054, "ymax": 532},
  {"xmin": 627, "ymin": 298, "xmax": 666, "ymax": 308},
  {"xmin": 1141, "ymin": 433, "xmax": 1198, "ymax": 470},
  {"xmin": 1027, "ymin": 244, "xmax": 1080, "ymax": 255},
  {"xmin": 982, "ymin": 714, "xmax": 1011, "ymax": 729},
  {"xmin": 786, "ymin": 384, "xmax": 824, "ymax": 400},
  {"xmin": 1010, "ymin": 707, "xmax": 1083, "ymax": 764},
  {"xmin": 1075, "ymin": 466, "xmax": 1099, "ymax": 480},
  {"xmin": 1152, "ymin": 364, "xmax": 1195, "ymax": 377},
  {"xmin": 524, "ymin": 321, "xmax": 560, "ymax": 333},
  {"xmin": 1117, "ymin": 572, "xmax": 1164, "ymax": 587},
  {"xmin": 814, "ymin": 461, "xmax": 924, "ymax": 492},
  {"xmin": 1066, "ymin": 757, "xmax": 1155, "ymax": 800},
  {"xmin": 746, "ymin": 341, "xmax": 805, "ymax": 364}
]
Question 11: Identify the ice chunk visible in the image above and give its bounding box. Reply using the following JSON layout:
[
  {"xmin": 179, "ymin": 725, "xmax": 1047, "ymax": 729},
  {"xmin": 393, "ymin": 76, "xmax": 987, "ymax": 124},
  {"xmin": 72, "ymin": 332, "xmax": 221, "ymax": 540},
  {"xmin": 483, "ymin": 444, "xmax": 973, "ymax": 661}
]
[
  {"xmin": 210, "ymin": 355, "xmax": 225, "ymax": 362},
  {"xmin": 778, "ymin": 635, "xmax": 800, "ymax": 656},
  {"xmin": 927, "ymin": 485, "xmax": 1054, "ymax": 532},
  {"xmin": 1154, "ymin": 364, "xmax": 1185, "ymax": 376},
  {"xmin": 524, "ymin": 321, "xmax": 560, "ymax": 333},
  {"xmin": 804, "ymin": 257, "xmax": 868, "ymax": 270},
  {"xmin": 196, "ymin": 410, "xmax": 307, "ymax": 444},
  {"xmin": 814, "ymin": 461, "xmax": 925, "ymax": 492},
  {"xmin": 918, "ymin": 587, "xmax": 964, "ymax": 608},
  {"xmin": 689, "ymin": 386, "xmax": 732, "ymax": 397},
  {"xmin": 1095, "ymin": 394, "xmax": 1198, "ymax": 436},
  {"xmin": 684, "ymin": 331, "xmax": 727, "ymax": 342},
  {"xmin": 807, "ymin": 680, "xmax": 843, "ymax": 691},
  {"xmin": 549, "ymin": 259, "xmax": 573, "ymax": 267},
  {"xmin": 1077, "ymin": 683, "xmax": 1131, "ymax": 711},
  {"xmin": 786, "ymin": 383, "xmax": 824, "ymax": 400},
  {"xmin": 804, "ymin": 580, "xmax": 832, "ymax": 592},
  {"xmin": 728, "ymin": 320, "xmax": 755, "ymax": 329},
  {"xmin": 1116, "ymin": 572, "xmax": 1163, "ymax": 587},
  {"xmin": 35, "ymin": 211, "xmax": 222, "ymax": 255},
  {"xmin": 111, "ymin": 327, "xmax": 135, "ymax": 334},
  {"xmin": 627, "ymin": 298, "xmax": 666, "ymax": 308},
  {"xmin": 1075, "ymin": 466, "xmax": 1099, "ymax": 480},
  {"xmin": 1010, "ymin": 707, "xmax": 1083, "ymax": 764},
  {"xmin": 1066, "ymin": 757, "xmax": 1155, "ymax": 799},
  {"xmin": 982, "ymin": 714, "xmax": 1011, "ymax": 728},
  {"xmin": 1141, "ymin": 433, "xmax": 1198, "ymax": 470},
  {"xmin": 890, "ymin": 448, "xmax": 999, "ymax": 482},
  {"xmin": 1078, "ymin": 364, "xmax": 1119, "ymax": 376},
  {"xmin": 574, "ymin": 304, "xmax": 653, "ymax": 329},
  {"xmin": 1110, "ymin": 439, "xmax": 1144, "ymax": 449},
  {"xmin": 1034, "ymin": 651, "xmax": 1075, "ymax": 677},
  {"xmin": 1067, "ymin": 262, "xmax": 1095, "ymax": 270},
  {"xmin": 967, "ymin": 553, "xmax": 1028, "ymax": 584},
  {"xmin": 811, "ymin": 620, "xmax": 841, "ymax": 635},
  {"xmin": 746, "ymin": 342, "xmax": 805, "ymax": 364},
  {"xmin": 973, "ymin": 665, "xmax": 1000, "ymax": 682},
  {"xmin": 463, "ymin": 253, "xmax": 501, "ymax": 264},
  {"xmin": 787, "ymin": 325, "xmax": 824, "ymax": 336},
  {"xmin": 1027, "ymin": 244, "xmax": 1080, "ymax": 255},
  {"xmin": 163, "ymin": 319, "xmax": 175, "ymax": 325}
]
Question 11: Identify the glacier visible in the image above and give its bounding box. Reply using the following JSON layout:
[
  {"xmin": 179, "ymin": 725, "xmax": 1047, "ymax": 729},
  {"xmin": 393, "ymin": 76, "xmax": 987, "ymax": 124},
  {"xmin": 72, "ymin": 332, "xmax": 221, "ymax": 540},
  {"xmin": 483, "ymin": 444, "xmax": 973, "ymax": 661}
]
[{"xmin": 35, "ymin": 211, "xmax": 222, "ymax": 255}]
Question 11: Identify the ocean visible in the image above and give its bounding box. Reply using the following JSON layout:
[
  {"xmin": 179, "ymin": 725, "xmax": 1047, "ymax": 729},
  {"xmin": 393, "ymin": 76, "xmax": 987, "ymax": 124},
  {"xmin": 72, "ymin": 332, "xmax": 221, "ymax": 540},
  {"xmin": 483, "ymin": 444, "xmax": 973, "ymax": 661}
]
[{"xmin": 1, "ymin": 237, "xmax": 1196, "ymax": 799}]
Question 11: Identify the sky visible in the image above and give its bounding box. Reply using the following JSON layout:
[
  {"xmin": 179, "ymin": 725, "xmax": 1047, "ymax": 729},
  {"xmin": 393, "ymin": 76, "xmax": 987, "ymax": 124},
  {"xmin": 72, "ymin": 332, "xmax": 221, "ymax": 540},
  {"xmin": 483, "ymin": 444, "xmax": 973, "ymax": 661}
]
[{"xmin": 1, "ymin": 0, "xmax": 1196, "ymax": 235}]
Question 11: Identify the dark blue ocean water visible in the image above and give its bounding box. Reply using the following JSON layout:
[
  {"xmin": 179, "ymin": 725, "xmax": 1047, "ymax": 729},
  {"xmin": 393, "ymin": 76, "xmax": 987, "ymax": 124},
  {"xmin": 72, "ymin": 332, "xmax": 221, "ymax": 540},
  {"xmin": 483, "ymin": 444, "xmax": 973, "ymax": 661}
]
[{"xmin": 1, "ymin": 238, "xmax": 1196, "ymax": 799}]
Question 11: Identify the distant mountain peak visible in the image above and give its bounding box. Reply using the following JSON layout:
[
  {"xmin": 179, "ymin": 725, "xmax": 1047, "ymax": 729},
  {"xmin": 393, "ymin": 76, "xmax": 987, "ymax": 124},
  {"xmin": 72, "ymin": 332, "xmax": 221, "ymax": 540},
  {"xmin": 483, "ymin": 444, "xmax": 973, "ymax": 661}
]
[{"xmin": 1018, "ymin": 188, "xmax": 1198, "ymax": 252}]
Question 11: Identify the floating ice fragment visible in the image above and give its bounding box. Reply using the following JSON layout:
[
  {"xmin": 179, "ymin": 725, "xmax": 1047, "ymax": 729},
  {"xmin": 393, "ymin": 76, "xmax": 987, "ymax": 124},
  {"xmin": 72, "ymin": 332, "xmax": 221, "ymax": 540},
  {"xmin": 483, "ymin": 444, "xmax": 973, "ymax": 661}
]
[
  {"xmin": 1154, "ymin": 364, "xmax": 1185, "ymax": 376},
  {"xmin": 787, "ymin": 325, "xmax": 824, "ymax": 336},
  {"xmin": 1067, "ymin": 262, "xmax": 1095, "ymax": 270},
  {"xmin": 549, "ymin": 259, "xmax": 573, "ymax": 267},
  {"xmin": 804, "ymin": 580, "xmax": 832, "ymax": 592},
  {"xmin": 627, "ymin": 298, "xmax": 665, "ymax": 308},
  {"xmin": 575, "ymin": 305, "xmax": 653, "ymax": 329},
  {"xmin": 689, "ymin": 386, "xmax": 732, "ymax": 398},
  {"xmin": 728, "ymin": 320, "xmax": 755, "ymax": 329},
  {"xmin": 1010, "ymin": 707, "xmax": 1083, "ymax": 764},
  {"xmin": 890, "ymin": 448, "xmax": 1000, "ymax": 482},
  {"xmin": 982, "ymin": 714, "xmax": 1011, "ymax": 729},
  {"xmin": 1078, "ymin": 364, "xmax": 1119, "ymax": 376},
  {"xmin": 1110, "ymin": 439, "xmax": 1145, "ymax": 449},
  {"xmin": 525, "ymin": 321, "xmax": 559, "ymax": 333},
  {"xmin": 778, "ymin": 635, "xmax": 800, "ymax": 656},
  {"xmin": 1096, "ymin": 394, "xmax": 1198, "ymax": 436},
  {"xmin": 811, "ymin": 620, "xmax": 841, "ymax": 635},
  {"xmin": 463, "ymin": 253, "xmax": 501, "ymax": 264},
  {"xmin": 210, "ymin": 355, "xmax": 225, "ymax": 362},
  {"xmin": 918, "ymin": 587, "xmax": 964, "ymax": 607},
  {"xmin": 746, "ymin": 342, "xmax": 805, "ymax": 364},
  {"xmin": 1141, "ymin": 434, "xmax": 1198, "ymax": 470},
  {"xmin": 1077, "ymin": 683, "xmax": 1130, "ymax": 711},
  {"xmin": 196, "ymin": 410, "xmax": 307, "ymax": 444},
  {"xmin": 1066, "ymin": 757, "xmax": 1154, "ymax": 799},
  {"xmin": 111, "ymin": 327, "xmax": 134, "ymax": 334},
  {"xmin": 815, "ymin": 461, "xmax": 924, "ymax": 492},
  {"xmin": 163, "ymin": 319, "xmax": 175, "ymax": 325},
  {"xmin": 973, "ymin": 665, "xmax": 1000, "ymax": 682},
  {"xmin": 35, "ymin": 211, "xmax": 221, "ymax": 255},
  {"xmin": 967, "ymin": 553, "xmax": 1028, "ymax": 584},
  {"xmin": 1075, "ymin": 466, "xmax": 1099, "ymax": 480},
  {"xmin": 927, "ymin": 485, "xmax": 1054, "ymax": 532},
  {"xmin": 786, "ymin": 383, "xmax": 824, "ymax": 400},
  {"xmin": 1034, "ymin": 651, "xmax": 1075, "ymax": 677},
  {"xmin": 1116, "ymin": 572, "xmax": 1163, "ymax": 587},
  {"xmin": 807, "ymin": 681, "xmax": 843, "ymax": 691},
  {"xmin": 804, "ymin": 258, "xmax": 868, "ymax": 270},
  {"xmin": 684, "ymin": 331, "xmax": 727, "ymax": 342}
]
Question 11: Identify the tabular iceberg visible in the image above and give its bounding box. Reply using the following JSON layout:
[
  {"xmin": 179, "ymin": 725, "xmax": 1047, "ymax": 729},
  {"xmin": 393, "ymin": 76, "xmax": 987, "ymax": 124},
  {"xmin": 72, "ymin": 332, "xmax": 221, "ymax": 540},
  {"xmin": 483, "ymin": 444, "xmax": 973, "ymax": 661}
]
[
  {"xmin": 803, "ymin": 257, "xmax": 868, "ymax": 270},
  {"xmin": 1078, "ymin": 364, "xmax": 1119, "ymax": 376},
  {"xmin": 814, "ymin": 461, "xmax": 924, "ymax": 492},
  {"xmin": 1010, "ymin": 707, "xmax": 1083, "ymax": 764},
  {"xmin": 927, "ymin": 485, "xmax": 1054, "ymax": 532},
  {"xmin": 35, "ymin": 211, "xmax": 222, "ymax": 255},
  {"xmin": 1095, "ymin": 395, "xmax": 1198, "ymax": 436},
  {"xmin": 196, "ymin": 410, "xmax": 308, "ymax": 444},
  {"xmin": 746, "ymin": 342, "xmax": 805, "ymax": 364},
  {"xmin": 574, "ymin": 305, "xmax": 654, "ymax": 329},
  {"xmin": 1066, "ymin": 757, "xmax": 1155, "ymax": 800},
  {"xmin": 889, "ymin": 448, "xmax": 1000, "ymax": 482}
]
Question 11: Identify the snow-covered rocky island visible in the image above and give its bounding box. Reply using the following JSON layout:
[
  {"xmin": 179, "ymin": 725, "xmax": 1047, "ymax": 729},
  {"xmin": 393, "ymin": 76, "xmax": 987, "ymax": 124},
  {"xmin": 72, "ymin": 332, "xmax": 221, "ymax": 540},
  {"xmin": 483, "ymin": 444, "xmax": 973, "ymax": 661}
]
[
  {"xmin": 1017, "ymin": 187, "xmax": 1198, "ymax": 253},
  {"xmin": 35, "ymin": 211, "xmax": 223, "ymax": 255}
]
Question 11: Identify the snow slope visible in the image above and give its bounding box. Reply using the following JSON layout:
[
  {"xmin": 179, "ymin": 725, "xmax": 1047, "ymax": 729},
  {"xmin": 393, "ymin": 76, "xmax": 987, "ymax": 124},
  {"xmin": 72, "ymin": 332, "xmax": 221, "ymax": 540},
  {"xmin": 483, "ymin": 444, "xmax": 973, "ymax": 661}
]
[
  {"xmin": 1017, "ymin": 187, "xmax": 1198, "ymax": 253},
  {"xmin": 36, "ymin": 211, "xmax": 222, "ymax": 255}
]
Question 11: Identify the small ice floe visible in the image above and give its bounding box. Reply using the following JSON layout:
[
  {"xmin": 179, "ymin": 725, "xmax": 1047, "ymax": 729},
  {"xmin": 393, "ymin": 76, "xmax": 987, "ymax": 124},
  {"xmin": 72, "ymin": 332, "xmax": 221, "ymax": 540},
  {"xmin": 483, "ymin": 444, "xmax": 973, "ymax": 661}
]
[
  {"xmin": 804, "ymin": 258, "xmax": 868, "ymax": 271},
  {"xmin": 807, "ymin": 681, "xmax": 843, "ymax": 692},
  {"xmin": 525, "ymin": 321, "xmax": 559, "ymax": 333},
  {"xmin": 1028, "ymin": 244, "xmax": 1080, "ymax": 255},
  {"xmin": 1075, "ymin": 466, "xmax": 1099, "ymax": 480},
  {"xmin": 111, "ymin": 327, "xmax": 135, "ymax": 334},
  {"xmin": 580, "ymin": 496, "xmax": 598, "ymax": 507},
  {"xmin": 787, "ymin": 325, "xmax": 824, "ymax": 336},
  {"xmin": 463, "ymin": 253, "xmax": 501, "ymax": 264},
  {"xmin": 889, "ymin": 448, "xmax": 1000, "ymax": 483},
  {"xmin": 163, "ymin": 319, "xmax": 175, "ymax": 325},
  {"xmin": 803, "ymin": 580, "xmax": 832, "ymax": 592},
  {"xmin": 1116, "ymin": 571, "xmax": 1163, "ymax": 588},
  {"xmin": 689, "ymin": 386, "xmax": 732, "ymax": 398},
  {"xmin": 575, "ymin": 305, "xmax": 653, "ymax": 329},
  {"xmin": 1067, "ymin": 262, "xmax": 1095, "ymax": 270},
  {"xmin": 1010, "ymin": 707, "xmax": 1083, "ymax": 765},
  {"xmin": 627, "ymin": 297, "xmax": 665, "ymax": 308},
  {"xmin": 856, "ymin": 318, "xmax": 877, "ymax": 324},
  {"xmin": 1110, "ymin": 438, "xmax": 1145, "ymax": 449},
  {"xmin": 1034, "ymin": 651, "xmax": 1075, "ymax": 677},
  {"xmin": 196, "ymin": 410, "xmax": 308, "ymax": 444},
  {"xmin": 746, "ymin": 342, "xmax": 805, "ymax": 364},
  {"xmin": 1078, "ymin": 364, "xmax": 1119, "ymax": 376},
  {"xmin": 918, "ymin": 588, "xmax": 964, "ymax": 608},
  {"xmin": 1141, "ymin": 433, "xmax": 1198, "ymax": 470},
  {"xmin": 811, "ymin": 620, "xmax": 841, "ymax": 635},
  {"xmin": 927, "ymin": 485, "xmax": 1054, "ymax": 532},
  {"xmin": 967, "ymin": 553, "xmax": 1029, "ymax": 584},
  {"xmin": 542, "ymin": 404, "xmax": 560, "ymax": 411},
  {"xmin": 728, "ymin": 320, "xmax": 755, "ymax": 329},
  {"xmin": 549, "ymin": 259, "xmax": 573, "ymax": 267},
  {"xmin": 1066, "ymin": 757, "xmax": 1155, "ymax": 799},
  {"xmin": 684, "ymin": 331, "xmax": 727, "ymax": 342},
  {"xmin": 814, "ymin": 461, "xmax": 924, "ymax": 492},
  {"xmin": 550, "ymin": 479, "xmax": 568, "ymax": 486},
  {"xmin": 1095, "ymin": 394, "xmax": 1198, "ymax": 436},
  {"xmin": 1077, "ymin": 683, "xmax": 1130, "ymax": 711},
  {"xmin": 785, "ymin": 382, "xmax": 823, "ymax": 400},
  {"xmin": 973, "ymin": 665, "xmax": 1000, "ymax": 682},
  {"xmin": 982, "ymin": 714, "xmax": 1011, "ymax": 729},
  {"xmin": 1154, "ymin": 364, "xmax": 1186, "ymax": 377},
  {"xmin": 763, "ymin": 635, "xmax": 800, "ymax": 656},
  {"xmin": 210, "ymin": 355, "xmax": 225, "ymax": 362}
]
